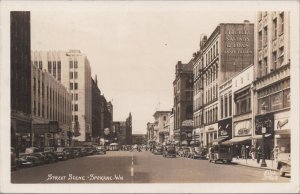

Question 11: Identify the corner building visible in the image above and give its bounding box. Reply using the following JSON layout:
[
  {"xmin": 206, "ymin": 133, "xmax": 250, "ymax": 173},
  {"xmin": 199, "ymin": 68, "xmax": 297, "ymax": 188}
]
[
  {"xmin": 253, "ymin": 12, "xmax": 290, "ymax": 158},
  {"xmin": 31, "ymin": 50, "xmax": 92, "ymax": 143},
  {"xmin": 194, "ymin": 21, "xmax": 254, "ymax": 147}
]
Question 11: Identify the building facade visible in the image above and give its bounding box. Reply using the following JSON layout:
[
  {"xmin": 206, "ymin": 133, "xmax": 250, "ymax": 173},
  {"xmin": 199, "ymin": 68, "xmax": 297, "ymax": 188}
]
[
  {"xmin": 31, "ymin": 63, "xmax": 72, "ymax": 147},
  {"xmin": 31, "ymin": 50, "xmax": 92, "ymax": 143},
  {"xmin": 173, "ymin": 61, "xmax": 194, "ymax": 145},
  {"xmin": 253, "ymin": 11, "xmax": 290, "ymax": 158},
  {"xmin": 11, "ymin": 11, "xmax": 32, "ymax": 152},
  {"xmin": 153, "ymin": 111, "xmax": 171, "ymax": 144},
  {"xmin": 146, "ymin": 122, "xmax": 155, "ymax": 144},
  {"xmin": 125, "ymin": 113, "xmax": 132, "ymax": 145},
  {"xmin": 194, "ymin": 21, "xmax": 254, "ymax": 147},
  {"xmin": 91, "ymin": 76, "xmax": 101, "ymax": 144},
  {"xmin": 132, "ymin": 134, "xmax": 146, "ymax": 145}
]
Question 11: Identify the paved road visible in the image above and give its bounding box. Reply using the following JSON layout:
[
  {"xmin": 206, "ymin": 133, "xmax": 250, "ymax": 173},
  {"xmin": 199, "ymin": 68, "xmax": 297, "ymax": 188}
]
[{"xmin": 11, "ymin": 151, "xmax": 290, "ymax": 183}]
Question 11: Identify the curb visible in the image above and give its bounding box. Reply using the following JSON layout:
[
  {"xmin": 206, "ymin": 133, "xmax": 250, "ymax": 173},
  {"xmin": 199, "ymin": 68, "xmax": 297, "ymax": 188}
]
[{"xmin": 233, "ymin": 161, "xmax": 278, "ymax": 171}]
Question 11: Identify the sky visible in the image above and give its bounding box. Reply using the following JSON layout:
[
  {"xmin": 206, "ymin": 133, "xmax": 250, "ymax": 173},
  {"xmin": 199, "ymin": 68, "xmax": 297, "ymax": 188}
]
[{"xmin": 30, "ymin": 5, "xmax": 255, "ymax": 134}]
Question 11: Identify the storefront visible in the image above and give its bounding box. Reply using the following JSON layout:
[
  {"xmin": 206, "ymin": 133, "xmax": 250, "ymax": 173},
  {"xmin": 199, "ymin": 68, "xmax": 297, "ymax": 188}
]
[
  {"xmin": 274, "ymin": 111, "xmax": 290, "ymax": 154},
  {"xmin": 204, "ymin": 123, "xmax": 218, "ymax": 147},
  {"xmin": 11, "ymin": 116, "xmax": 32, "ymax": 154},
  {"xmin": 254, "ymin": 113, "xmax": 274, "ymax": 159},
  {"xmin": 215, "ymin": 117, "xmax": 232, "ymax": 145}
]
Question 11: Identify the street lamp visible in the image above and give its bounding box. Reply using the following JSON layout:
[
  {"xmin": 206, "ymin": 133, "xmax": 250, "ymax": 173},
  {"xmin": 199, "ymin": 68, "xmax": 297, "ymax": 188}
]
[{"xmin": 260, "ymin": 126, "xmax": 267, "ymax": 167}]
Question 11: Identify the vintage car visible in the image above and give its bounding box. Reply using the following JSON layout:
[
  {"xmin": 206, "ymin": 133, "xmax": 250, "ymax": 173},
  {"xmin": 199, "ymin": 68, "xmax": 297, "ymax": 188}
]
[
  {"xmin": 96, "ymin": 146, "xmax": 107, "ymax": 155},
  {"xmin": 153, "ymin": 146, "xmax": 163, "ymax": 155},
  {"xmin": 277, "ymin": 152, "xmax": 291, "ymax": 177},
  {"xmin": 162, "ymin": 146, "xmax": 176, "ymax": 158},
  {"xmin": 209, "ymin": 144, "xmax": 232, "ymax": 163}
]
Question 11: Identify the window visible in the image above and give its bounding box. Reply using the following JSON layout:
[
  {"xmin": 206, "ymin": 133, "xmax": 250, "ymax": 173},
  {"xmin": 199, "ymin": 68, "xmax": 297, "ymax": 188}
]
[
  {"xmin": 280, "ymin": 12, "xmax": 284, "ymax": 34},
  {"xmin": 69, "ymin": 72, "xmax": 73, "ymax": 79},
  {"xmin": 39, "ymin": 61, "xmax": 43, "ymax": 69},
  {"xmin": 69, "ymin": 61, "xmax": 73, "ymax": 68},
  {"xmin": 74, "ymin": 104, "xmax": 78, "ymax": 111},
  {"xmin": 278, "ymin": 47, "xmax": 284, "ymax": 66},
  {"xmin": 48, "ymin": 61, "xmax": 52, "ymax": 73},
  {"xmin": 74, "ymin": 72, "xmax": 78, "ymax": 79},
  {"xmin": 224, "ymin": 95, "xmax": 228, "ymax": 117},
  {"xmin": 58, "ymin": 61, "xmax": 61, "ymax": 81},
  {"xmin": 258, "ymin": 31, "xmax": 262, "ymax": 50},
  {"xmin": 229, "ymin": 94, "xmax": 232, "ymax": 116},
  {"xmin": 263, "ymin": 26, "xmax": 268, "ymax": 47},
  {"xmin": 74, "ymin": 83, "xmax": 78, "ymax": 90},
  {"xmin": 220, "ymin": 96, "xmax": 223, "ymax": 118},
  {"xmin": 272, "ymin": 51, "xmax": 277, "ymax": 69},
  {"xmin": 263, "ymin": 57, "xmax": 268, "ymax": 76},
  {"xmin": 75, "ymin": 94, "xmax": 78, "ymax": 100},
  {"xmin": 273, "ymin": 18, "xmax": 277, "ymax": 39},
  {"xmin": 70, "ymin": 83, "xmax": 73, "ymax": 90},
  {"xmin": 74, "ymin": 115, "xmax": 78, "ymax": 121},
  {"xmin": 53, "ymin": 61, "xmax": 56, "ymax": 78},
  {"xmin": 163, "ymin": 116, "xmax": 166, "ymax": 121},
  {"xmin": 258, "ymin": 61, "xmax": 263, "ymax": 77},
  {"xmin": 74, "ymin": 61, "xmax": 78, "ymax": 68}
]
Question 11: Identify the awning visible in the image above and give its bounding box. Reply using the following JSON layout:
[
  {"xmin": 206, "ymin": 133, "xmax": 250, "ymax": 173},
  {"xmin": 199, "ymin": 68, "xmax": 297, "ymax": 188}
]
[
  {"xmin": 212, "ymin": 136, "xmax": 228, "ymax": 143},
  {"xmin": 251, "ymin": 134, "xmax": 272, "ymax": 139},
  {"xmin": 222, "ymin": 136, "xmax": 251, "ymax": 144}
]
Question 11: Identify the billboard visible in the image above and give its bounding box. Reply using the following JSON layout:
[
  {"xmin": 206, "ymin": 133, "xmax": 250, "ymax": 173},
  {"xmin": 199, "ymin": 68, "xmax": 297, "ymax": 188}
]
[{"xmin": 220, "ymin": 23, "xmax": 254, "ymax": 82}]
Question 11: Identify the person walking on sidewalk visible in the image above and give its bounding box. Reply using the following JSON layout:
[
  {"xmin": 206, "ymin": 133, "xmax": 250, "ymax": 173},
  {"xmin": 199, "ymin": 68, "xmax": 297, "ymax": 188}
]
[
  {"xmin": 250, "ymin": 145, "xmax": 256, "ymax": 160},
  {"xmin": 256, "ymin": 146, "xmax": 262, "ymax": 164},
  {"xmin": 241, "ymin": 145, "xmax": 246, "ymax": 159}
]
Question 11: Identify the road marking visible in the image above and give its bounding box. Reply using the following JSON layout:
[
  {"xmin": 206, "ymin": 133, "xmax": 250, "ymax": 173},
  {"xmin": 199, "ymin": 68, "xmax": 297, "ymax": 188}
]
[
  {"xmin": 131, "ymin": 167, "xmax": 134, "ymax": 176},
  {"xmin": 131, "ymin": 151, "xmax": 134, "ymax": 177}
]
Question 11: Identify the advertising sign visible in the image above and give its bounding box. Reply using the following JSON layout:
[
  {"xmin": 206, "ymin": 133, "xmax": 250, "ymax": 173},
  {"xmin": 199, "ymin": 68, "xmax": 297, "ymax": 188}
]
[
  {"xmin": 255, "ymin": 113, "xmax": 274, "ymax": 135},
  {"xmin": 234, "ymin": 119, "xmax": 252, "ymax": 136},
  {"xmin": 220, "ymin": 23, "xmax": 254, "ymax": 82},
  {"xmin": 218, "ymin": 118, "xmax": 232, "ymax": 137}
]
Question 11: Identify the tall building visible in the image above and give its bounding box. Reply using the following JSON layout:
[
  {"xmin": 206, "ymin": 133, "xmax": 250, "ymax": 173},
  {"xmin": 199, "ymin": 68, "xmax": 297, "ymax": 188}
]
[
  {"xmin": 253, "ymin": 11, "xmax": 290, "ymax": 157},
  {"xmin": 91, "ymin": 75, "xmax": 101, "ymax": 143},
  {"xmin": 146, "ymin": 122, "xmax": 155, "ymax": 143},
  {"xmin": 194, "ymin": 21, "xmax": 254, "ymax": 147},
  {"xmin": 153, "ymin": 111, "xmax": 171, "ymax": 144},
  {"xmin": 126, "ymin": 113, "xmax": 132, "ymax": 145},
  {"xmin": 11, "ymin": 11, "xmax": 32, "ymax": 151},
  {"xmin": 31, "ymin": 50, "xmax": 92, "ymax": 143},
  {"xmin": 100, "ymin": 95, "xmax": 113, "ymax": 143},
  {"xmin": 173, "ymin": 61, "xmax": 194, "ymax": 145},
  {"xmin": 31, "ymin": 63, "xmax": 72, "ymax": 147}
]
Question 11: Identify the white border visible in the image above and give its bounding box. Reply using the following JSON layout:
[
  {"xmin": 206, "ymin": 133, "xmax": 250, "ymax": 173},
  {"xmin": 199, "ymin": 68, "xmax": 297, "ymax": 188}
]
[{"xmin": 0, "ymin": 1, "xmax": 299, "ymax": 193}]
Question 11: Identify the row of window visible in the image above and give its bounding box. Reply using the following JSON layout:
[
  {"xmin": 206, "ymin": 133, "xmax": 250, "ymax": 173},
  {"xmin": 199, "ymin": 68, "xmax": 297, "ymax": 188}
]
[
  {"xmin": 204, "ymin": 41, "xmax": 219, "ymax": 67},
  {"xmin": 70, "ymin": 71, "xmax": 78, "ymax": 79},
  {"xmin": 70, "ymin": 82, "xmax": 78, "ymax": 90},
  {"xmin": 205, "ymin": 83, "xmax": 218, "ymax": 105},
  {"xmin": 220, "ymin": 93, "xmax": 232, "ymax": 119},
  {"xmin": 47, "ymin": 61, "xmax": 62, "ymax": 81},
  {"xmin": 204, "ymin": 105, "xmax": 218, "ymax": 125},
  {"xmin": 258, "ymin": 12, "xmax": 284, "ymax": 50},
  {"xmin": 69, "ymin": 60, "xmax": 78, "ymax": 69}
]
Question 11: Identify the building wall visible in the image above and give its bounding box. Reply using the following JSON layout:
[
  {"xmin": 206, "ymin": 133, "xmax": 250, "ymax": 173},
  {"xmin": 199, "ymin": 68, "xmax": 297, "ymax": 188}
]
[
  {"xmin": 92, "ymin": 77, "xmax": 101, "ymax": 139},
  {"xmin": 31, "ymin": 50, "xmax": 92, "ymax": 142},
  {"xmin": 126, "ymin": 113, "xmax": 132, "ymax": 145},
  {"xmin": 31, "ymin": 64, "xmax": 72, "ymax": 147},
  {"xmin": 253, "ymin": 11, "xmax": 290, "ymax": 155},
  {"xmin": 11, "ymin": 11, "xmax": 32, "ymax": 150},
  {"xmin": 153, "ymin": 111, "xmax": 171, "ymax": 143}
]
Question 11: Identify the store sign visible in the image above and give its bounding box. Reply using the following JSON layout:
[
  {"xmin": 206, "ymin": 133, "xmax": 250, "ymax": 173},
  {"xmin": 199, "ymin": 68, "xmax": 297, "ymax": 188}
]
[
  {"xmin": 255, "ymin": 114, "xmax": 274, "ymax": 135},
  {"xmin": 275, "ymin": 118, "xmax": 289, "ymax": 131},
  {"xmin": 234, "ymin": 120, "xmax": 252, "ymax": 136},
  {"xmin": 218, "ymin": 118, "xmax": 232, "ymax": 138}
]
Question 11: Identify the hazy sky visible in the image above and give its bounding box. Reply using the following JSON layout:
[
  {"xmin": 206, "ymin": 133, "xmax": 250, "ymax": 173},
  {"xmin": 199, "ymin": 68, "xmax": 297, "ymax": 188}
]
[{"xmin": 30, "ymin": 7, "xmax": 255, "ymax": 134}]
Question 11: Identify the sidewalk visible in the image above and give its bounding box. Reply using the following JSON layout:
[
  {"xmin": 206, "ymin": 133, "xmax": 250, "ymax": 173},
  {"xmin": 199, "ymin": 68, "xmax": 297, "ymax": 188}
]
[{"xmin": 232, "ymin": 157, "xmax": 278, "ymax": 171}]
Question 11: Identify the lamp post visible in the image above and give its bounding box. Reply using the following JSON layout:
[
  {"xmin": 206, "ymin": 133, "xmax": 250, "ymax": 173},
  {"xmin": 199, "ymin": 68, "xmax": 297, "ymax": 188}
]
[{"xmin": 260, "ymin": 126, "xmax": 267, "ymax": 167}]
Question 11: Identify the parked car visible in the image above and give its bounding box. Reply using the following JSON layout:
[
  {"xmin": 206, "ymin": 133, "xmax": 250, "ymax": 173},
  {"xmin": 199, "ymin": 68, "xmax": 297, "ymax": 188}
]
[
  {"xmin": 86, "ymin": 147, "xmax": 96, "ymax": 155},
  {"xmin": 182, "ymin": 147, "xmax": 191, "ymax": 157},
  {"xmin": 31, "ymin": 152, "xmax": 47, "ymax": 164},
  {"xmin": 11, "ymin": 147, "xmax": 18, "ymax": 170},
  {"xmin": 153, "ymin": 146, "xmax": 163, "ymax": 155},
  {"xmin": 71, "ymin": 147, "xmax": 82, "ymax": 157},
  {"xmin": 19, "ymin": 155, "xmax": 43, "ymax": 167},
  {"xmin": 56, "ymin": 147, "xmax": 71, "ymax": 160},
  {"xmin": 163, "ymin": 146, "xmax": 176, "ymax": 158},
  {"xmin": 42, "ymin": 151, "xmax": 57, "ymax": 163},
  {"xmin": 17, "ymin": 156, "xmax": 34, "ymax": 168},
  {"xmin": 96, "ymin": 146, "xmax": 107, "ymax": 155},
  {"xmin": 277, "ymin": 152, "xmax": 291, "ymax": 177},
  {"xmin": 80, "ymin": 147, "xmax": 89, "ymax": 156}
]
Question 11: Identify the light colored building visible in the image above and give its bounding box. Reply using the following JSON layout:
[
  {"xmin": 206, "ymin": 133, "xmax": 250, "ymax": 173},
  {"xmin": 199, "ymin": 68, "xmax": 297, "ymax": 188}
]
[
  {"xmin": 31, "ymin": 63, "xmax": 72, "ymax": 147},
  {"xmin": 253, "ymin": 11, "xmax": 290, "ymax": 157},
  {"xmin": 195, "ymin": 21, "xmax": 254, "ymax": 147},
  {"xmin": 153, "ymin": 111, "xmax": 171, "ymax": 144},
  {"xmin": 169, "ymin": 111, "xmax": 174, "ymax": 142},
  {"xmin": 147, "ymin": 122, "xmax": 155, "ymax": 143},
  {"xmin": 31, "ymin": 50, "xmax": 92, "ymax": 143}
]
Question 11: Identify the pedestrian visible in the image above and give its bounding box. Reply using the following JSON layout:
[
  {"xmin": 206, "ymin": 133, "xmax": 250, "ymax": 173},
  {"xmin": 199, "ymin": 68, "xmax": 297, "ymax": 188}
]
[
  {"xmin": 272, "ymin": 145, "xmax": 279, "ymax": 163},
  {"xmin": 241, "ymin": 145, "xmax": 246, "ymax": 159},
  {"xmin": 250, "ymin": 145, "xmax": 256, "ymax": 160},
  {"xmin": 256, "ymin": 146, "xmax": 261, "ymax": 164}
]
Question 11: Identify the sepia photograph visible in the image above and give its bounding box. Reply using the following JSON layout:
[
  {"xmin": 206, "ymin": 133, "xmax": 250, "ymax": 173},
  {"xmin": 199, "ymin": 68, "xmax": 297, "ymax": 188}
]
[{"xmin": 0, "ymin": 0, "xmax": 299, "ymax": 193}]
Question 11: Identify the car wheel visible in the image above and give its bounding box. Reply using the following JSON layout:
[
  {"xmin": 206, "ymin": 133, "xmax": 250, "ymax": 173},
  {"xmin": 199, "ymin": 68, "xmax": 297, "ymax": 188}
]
[{"xmin": 279, "ymin": 166, "xmax": 285, "ymax": 177}]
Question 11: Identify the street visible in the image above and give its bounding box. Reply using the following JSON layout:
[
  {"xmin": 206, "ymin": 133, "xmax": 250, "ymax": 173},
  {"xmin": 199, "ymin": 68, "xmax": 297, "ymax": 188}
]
[{"xmin": 11, "ymin": 151, "xmax": 290, "ymax": 183}]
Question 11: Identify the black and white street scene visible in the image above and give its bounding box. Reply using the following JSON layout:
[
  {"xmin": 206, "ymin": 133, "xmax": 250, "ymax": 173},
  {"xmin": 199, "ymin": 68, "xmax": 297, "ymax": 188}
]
[{"xmin": 8, "ymin": 3, "xmax": 294, "ymax": 187}]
